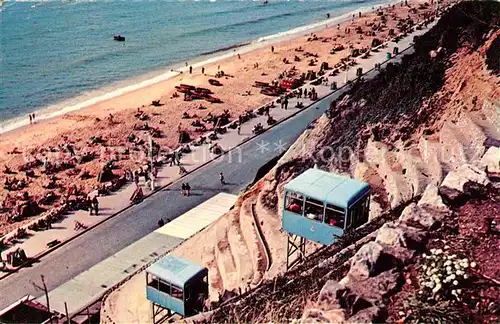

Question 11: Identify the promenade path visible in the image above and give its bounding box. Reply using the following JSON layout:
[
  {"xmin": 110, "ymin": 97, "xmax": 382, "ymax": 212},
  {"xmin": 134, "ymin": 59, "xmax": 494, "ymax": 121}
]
[{"xmin": 0, "ymin": 21, "xmax": 435, "ymax": 311}]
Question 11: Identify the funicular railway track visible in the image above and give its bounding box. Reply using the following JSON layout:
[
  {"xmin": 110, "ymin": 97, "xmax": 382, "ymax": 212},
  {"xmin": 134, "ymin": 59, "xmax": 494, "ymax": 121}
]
[{"xmin": 250, "ymin": 203, "xmax": 272, "ymax": 272}]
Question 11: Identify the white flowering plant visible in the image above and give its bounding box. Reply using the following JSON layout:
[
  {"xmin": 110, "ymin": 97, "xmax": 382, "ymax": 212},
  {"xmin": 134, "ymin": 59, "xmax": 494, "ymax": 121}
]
[{"xmin": 417, "ymin": 247, "xmax": 476, "ymax": 302}]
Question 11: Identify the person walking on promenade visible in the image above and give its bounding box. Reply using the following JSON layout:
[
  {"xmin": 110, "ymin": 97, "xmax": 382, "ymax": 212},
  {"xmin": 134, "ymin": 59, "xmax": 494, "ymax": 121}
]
[
  {"xmin": 87, "ymin": 196, "xmax": 93, "ymax": 215},
  {"xmin": 158, "ymin": 218, "xmax": 165, "ymax": 228},
  {"xmin": 92, "ymin": 196, "xmax": 99, "ymax": 215},
  {"xmin": 181, "ymin": 183, "xmax": 186, "ymax": 196},
  {"xmin": 185, "ymin": 183, "xmax": 191, "ymax": 196},
  {"xmin": 134, "ymin": 170, "xmax": 139, "ymax": 187},
  {"xmin": 219, "ymin": 172, "xmax": 225, "ymax": 185},
  {"xmin": 237, "ymin": 124, "xmax": 241, "ymax": 135}
]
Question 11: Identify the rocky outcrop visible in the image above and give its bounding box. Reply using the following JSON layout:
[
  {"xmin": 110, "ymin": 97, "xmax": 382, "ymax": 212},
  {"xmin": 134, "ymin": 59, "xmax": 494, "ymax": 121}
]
[
  {"xmin": 439, "ymin": 164, "xmax": 491, "ymax": 204},
  {"xmin": 481, "ymin": 146, "xmax": 500, "ymax": 179}
]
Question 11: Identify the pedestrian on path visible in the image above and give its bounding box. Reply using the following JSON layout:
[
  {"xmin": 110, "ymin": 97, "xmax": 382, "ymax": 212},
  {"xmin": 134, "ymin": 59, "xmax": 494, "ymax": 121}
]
[
  {"xmin": 185, "ymin": 183, "xmax": 191, "ymax": 196},
  {"xmin": 134, "ymin": 170, "xmax": 139, "ymax": 187},
  {"xmin": 92, "ymin": 196, "xmax": 99, "ymax": 215},
  {"xmin": 237, "ymin": 124, "xmax": 241, "ymax": 135},
  {"xmin": 219, "ymin": 172, "xmax": 225, "ymax": 185},
  {"xmin": 158, "ymin": 218, "xmax": 165, "ymax": 227},
  {"xmin": 284, "ymin": 97, "xmax": 288, "ymax": 110},
  {"xmin": 181, "ymin": 183, "xmax": 187, "ymax": 196},
  {"xmin": 87, "ymin": 196, "xmax": 93, "ymax": 215}
]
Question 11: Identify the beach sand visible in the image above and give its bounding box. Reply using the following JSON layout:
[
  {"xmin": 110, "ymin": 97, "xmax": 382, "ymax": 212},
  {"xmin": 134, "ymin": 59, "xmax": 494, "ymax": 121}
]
[{"xmin": 0, "ymin": 0, "xmax": 438, "ymax": 234}]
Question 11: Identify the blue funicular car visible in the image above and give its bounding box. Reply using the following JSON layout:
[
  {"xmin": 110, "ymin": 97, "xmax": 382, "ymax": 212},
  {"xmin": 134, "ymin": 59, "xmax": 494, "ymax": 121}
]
[
  {"xmin": 146, "ymin": 254, "xmax": 208, "ymax": 322},
  {"xmin": 282, "ymin": 168, "xmax": 371, "ymax": 268}
]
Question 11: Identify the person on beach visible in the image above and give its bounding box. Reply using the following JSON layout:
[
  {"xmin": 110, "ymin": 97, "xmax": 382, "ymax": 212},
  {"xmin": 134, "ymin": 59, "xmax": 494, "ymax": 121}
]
[
  {"xmin": 237, "ymin": 54, "xmax": 241, "ymax": 59},
  {"xmin": 337, "ymin": 24, "xmax": 340, "ymax": 30},
  {"xmin": 271, "ymin": 46, "xmax": 274, "ymax": 53},
  {"xmin": 202, "ymin": 67, "xmax": 205, "ymax": 74},
  {"xmin": 326, "ymin": 13, "xmax": 330, "ymax": 18},
  {"xmin": 29, "ymin": 114, "xmax": 32, "ymax": 125},
  {"xmin": 219, "ymin": 172, "xmax": 225, "ymax": 185},
  {"xmin": 189, "ymin": 66, "xmax": 193, "ymax": 74}
]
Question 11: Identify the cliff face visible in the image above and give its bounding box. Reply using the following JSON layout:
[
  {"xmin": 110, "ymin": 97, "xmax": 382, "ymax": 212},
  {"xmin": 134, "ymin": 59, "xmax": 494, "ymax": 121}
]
[{"xmin": 203, "ymin": 2, "xmax": 500, "ymax": 322}]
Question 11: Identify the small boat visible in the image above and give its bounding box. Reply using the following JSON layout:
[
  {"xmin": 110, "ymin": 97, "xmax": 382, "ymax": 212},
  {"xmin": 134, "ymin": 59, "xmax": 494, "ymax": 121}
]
[
  {"xmin": 263, "ymin": 0, "xmax": 268, "ymax": 4},
  {"xmin": 114, "ymin": 35, "xmax": 125, "ymax": 42}
]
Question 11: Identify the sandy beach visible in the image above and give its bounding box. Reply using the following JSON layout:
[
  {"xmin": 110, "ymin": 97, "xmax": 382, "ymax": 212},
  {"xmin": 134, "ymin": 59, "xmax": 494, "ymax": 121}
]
[{"xmin": 0, "ymin": 0, "xmax": 438, "ymax": 235}]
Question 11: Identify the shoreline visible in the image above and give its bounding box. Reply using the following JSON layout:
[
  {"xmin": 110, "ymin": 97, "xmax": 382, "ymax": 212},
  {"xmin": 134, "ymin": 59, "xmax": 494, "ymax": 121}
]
[{"xmin": 0, "ymin": 0, "xmax": 394, "ymax": 136}]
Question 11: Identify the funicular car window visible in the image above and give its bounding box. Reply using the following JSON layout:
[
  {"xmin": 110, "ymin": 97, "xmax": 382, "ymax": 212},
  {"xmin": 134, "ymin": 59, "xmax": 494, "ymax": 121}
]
[
  {"xmin": 171, "ymin": 284, "xmax": 183, "ymax": 300},
  {"xmin": 148, "ymin": 275, "xmax": 183, "ymax": 299},
  {"xmin": 324, "ymin": 204, "xmax": 345, "ymax": 228},
  {"xmin": 304, "ymin": 197, "xmax": 324, "ymax": 222},
  {"xmin": 285, "ymin": 191, "xmax": 304, "ymax": 215}
]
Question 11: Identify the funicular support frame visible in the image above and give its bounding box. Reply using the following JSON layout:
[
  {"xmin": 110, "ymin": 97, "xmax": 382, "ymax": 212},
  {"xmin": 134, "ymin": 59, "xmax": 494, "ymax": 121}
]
[
  {"xmin": 151, "ymin": 302, "xmax": 172, "ymax": 324},
  {"xmin": 286, "ymin": 233, "xmax": 307, "ymax": 270}
]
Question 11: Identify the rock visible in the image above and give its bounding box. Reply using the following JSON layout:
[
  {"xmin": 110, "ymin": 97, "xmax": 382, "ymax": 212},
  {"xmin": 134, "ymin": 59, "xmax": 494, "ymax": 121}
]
[
  {"xmin": 381, "ymin": 245, "xmax": 415, "ymax": 264},
  {"xmin": 348, "ymin": 242, "xmax": 384, "ymax": 280},
  {"xmin": 376, "ymin": 222, "xmax": 427, "ymax": 249},
  {"xmin": 481, "ymin": 146, "xmax": 500, "ymax": 178},
  {"xmin": 375, "ymin": 223, "xmax": 405, "ymax": 246},
  {"xmin": 347, "ymin": 306, "xmax": 386, "ymax": 323},
  {"xmin": 399, "ymin": 203, "xmax": 450, "ymax": 230},
  {"xmin": 418, "ymin": 183, "xmax": 447, "ymax": 209},
  {"xmin": 439, "ymin": 164, "xmax": 490, "ymax": 204},
  {"xmin": 349, "ymin": 270, "xmax": 402, "ymax": 305},
  {"xmin": 300, "ymin": 306, "xmax": 346, "ymax": 323},
  {"xmin": 317, "ymin": 280, "xmax": 347, "ymax": 307}
]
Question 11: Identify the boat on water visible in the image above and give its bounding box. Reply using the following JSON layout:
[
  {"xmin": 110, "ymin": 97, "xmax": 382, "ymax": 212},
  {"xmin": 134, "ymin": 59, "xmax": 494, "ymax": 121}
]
[
  {"xmin": 263, "ymin": 1, "xmax": 268, "ymax": 5},
  {"xmin": 114, "ymin": 35, "xmax": 125, "ymax": 42}
]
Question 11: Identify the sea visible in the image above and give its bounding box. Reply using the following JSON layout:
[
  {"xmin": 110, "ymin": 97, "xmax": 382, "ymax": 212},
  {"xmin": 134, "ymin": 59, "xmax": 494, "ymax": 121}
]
[{"xmin": 0, "ymin": 0, "xmax": 390, "ymax": 133}]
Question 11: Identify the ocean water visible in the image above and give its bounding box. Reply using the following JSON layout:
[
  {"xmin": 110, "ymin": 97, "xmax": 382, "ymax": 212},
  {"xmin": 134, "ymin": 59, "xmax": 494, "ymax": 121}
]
[{"xmin": 0, "ymin": 0, "xmax": 387, "ymax": 132}]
